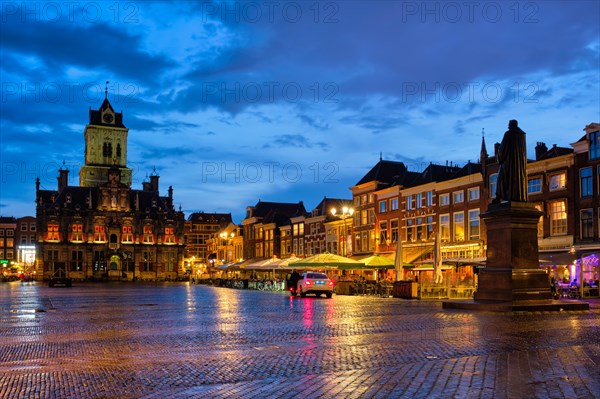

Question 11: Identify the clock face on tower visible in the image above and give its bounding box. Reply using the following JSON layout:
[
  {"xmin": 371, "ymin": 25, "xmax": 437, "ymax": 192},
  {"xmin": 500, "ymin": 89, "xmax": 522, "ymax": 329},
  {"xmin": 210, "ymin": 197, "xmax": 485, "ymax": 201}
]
[{"xmin": 103, "ymin": 113, "xmax": 114, "ymax": 123}]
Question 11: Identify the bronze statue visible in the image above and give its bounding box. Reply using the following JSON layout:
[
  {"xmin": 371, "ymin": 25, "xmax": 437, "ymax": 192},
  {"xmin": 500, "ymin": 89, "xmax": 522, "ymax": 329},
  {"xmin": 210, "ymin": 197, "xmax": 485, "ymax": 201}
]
[{"xmin": 495, "ymin": 120, "xmax": 527, "ymax": 203}]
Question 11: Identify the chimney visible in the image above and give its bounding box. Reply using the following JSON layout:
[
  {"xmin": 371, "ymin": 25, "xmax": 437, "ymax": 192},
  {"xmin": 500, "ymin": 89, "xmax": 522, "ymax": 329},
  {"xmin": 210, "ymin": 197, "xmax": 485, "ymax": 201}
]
[
  {"xmin": 58, "ymin": 168, "xmax": 69, "ymax": 192},
  {"xmin": 535, "ymin": 142, "xmax": 548, "ymax": 160},
  {"xmin": 494, "ymin": 142, "xmax": 500, "ymax": 157},
  {"xmin": 142, "ymin": 181, "xmax": 153, "ymax": 191},
  {"xmin": 150, "ymin": 174, "xmax": 159, "ymax": 193}
]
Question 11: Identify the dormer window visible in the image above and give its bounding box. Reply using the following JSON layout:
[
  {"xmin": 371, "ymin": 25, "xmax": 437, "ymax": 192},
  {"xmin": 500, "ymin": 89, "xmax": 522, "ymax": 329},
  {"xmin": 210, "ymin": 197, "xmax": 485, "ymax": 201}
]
[
  {"xmin": 143, "ymin": 225, "xmax": 154, "ymax": 244},
  {"xmin": 70, "ymin": 224, "xmax": 83, "ymax": 242},
  {"xmin": 47, "ymin": 223, "xmax": 60, "ymax": 241},
  {"xmin": 590, "ymin": 131, "xmax": 600, "ymax": 160},
  {"xmin": 93, "ymin": 225, "xmax": 106, "ymax": 242},
  {"xmin": 122, "ymin": 225, "xmax": 134, "ymax": 243},
  {"xmin": 164, "ymin": 227, "xmax": 175, "ymax": 244}
]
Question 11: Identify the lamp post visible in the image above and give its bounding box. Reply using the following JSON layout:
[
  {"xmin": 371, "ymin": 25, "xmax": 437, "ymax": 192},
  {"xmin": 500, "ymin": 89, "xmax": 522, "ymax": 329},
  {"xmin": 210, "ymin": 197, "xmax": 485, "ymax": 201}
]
[
  {"xmin": 219, "ymin": 232, "xmax": 235, "ymax": 264},
  {"xmin": 331, "ymin": 206, "xmax": 354, "ymax": 256}
]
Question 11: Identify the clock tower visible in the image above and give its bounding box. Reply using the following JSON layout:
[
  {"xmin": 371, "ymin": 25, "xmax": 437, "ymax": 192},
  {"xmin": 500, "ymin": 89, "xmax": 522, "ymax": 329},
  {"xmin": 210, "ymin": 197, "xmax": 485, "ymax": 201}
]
[{"xmin": 79, "ymin": 93, "xmax": 133, "ymax": 187}]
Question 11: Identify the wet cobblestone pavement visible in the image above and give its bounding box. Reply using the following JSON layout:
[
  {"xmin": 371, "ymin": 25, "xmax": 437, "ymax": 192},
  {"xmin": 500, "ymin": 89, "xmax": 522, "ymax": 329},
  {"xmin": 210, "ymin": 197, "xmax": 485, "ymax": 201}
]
[{"xmin": 1, "ymin": 282, "xmax": 599, "ymax": 398}]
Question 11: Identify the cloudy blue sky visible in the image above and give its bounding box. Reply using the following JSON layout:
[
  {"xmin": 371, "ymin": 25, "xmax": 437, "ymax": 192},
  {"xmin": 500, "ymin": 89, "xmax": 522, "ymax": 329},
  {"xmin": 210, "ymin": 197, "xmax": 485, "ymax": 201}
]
[{"xmin": 1, "ymin": 1, "xmax": 599, "ymax": 222}]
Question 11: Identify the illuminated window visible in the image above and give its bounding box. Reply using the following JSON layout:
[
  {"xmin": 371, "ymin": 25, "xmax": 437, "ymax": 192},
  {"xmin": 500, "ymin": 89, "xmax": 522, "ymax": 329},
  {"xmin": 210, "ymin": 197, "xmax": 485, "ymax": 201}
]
[
  {"xmin": 47, "ymin": 223, "xmax": 60, "ymax": 241},
  {"xmin": 164, "ymin": 227, "xmax": 176, "ymax": 244},
  {"xmin": 549, "ymin": 172, "xmax": 566, "ymax": 191},
  {"xmin": 379, "ymin": 221, "xmax": 388, "ymax": 244},
  {"xmin": 549, "ymin": 200, "xmax": 567, "ymax": 235},
  {"xmin": 440, "ymin": 214, "xmax": 450, "ymax": 241},
  {"xmin": 468, "ymin": 210, "xmax": 480, "ymax": 240},
  {"xmin": 390, "ymin": 219, "xmax": 399, "ymax": 243},
  {"xmin": 453, "ymin": 212, "xmax": 465, "ymax": 241},
  {"xmin": 143, "ymin": 225, "xmax": 154, "ymax": 244},
  {"xmin": 390, "ymin": 198, "xmax": 399, "ymax": 210},
  {"xmin": 534, "ymin": 203, "xmax": 544, "ymax": 237},
  {"xmin": 93, "ymin": 225, "xmax": 106, "ymax": 242},
  {"xmin": 122, "ymin": 225, "xmax": 134, "ymax": 243},
  {"xmin": 70, "ymin": 224, "xmax": 83, "ymax": 242}
]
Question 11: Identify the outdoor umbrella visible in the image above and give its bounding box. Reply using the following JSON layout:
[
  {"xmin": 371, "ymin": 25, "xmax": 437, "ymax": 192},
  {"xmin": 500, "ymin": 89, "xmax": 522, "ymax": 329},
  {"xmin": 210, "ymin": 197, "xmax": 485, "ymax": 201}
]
[
  {"xmin": 394, "ymin": 239, "xmax": 403, "ymax": 282},
  {"xmin": 360, "ymin": 254, "xmax": 395, "ymax": 269},
  {"xmin": 270, "ymin": 256, "xmax": 303, "ymax": 270},
  {"xmin": 289, "ymin": 252, "xmax": 364, "ymax": 269}
]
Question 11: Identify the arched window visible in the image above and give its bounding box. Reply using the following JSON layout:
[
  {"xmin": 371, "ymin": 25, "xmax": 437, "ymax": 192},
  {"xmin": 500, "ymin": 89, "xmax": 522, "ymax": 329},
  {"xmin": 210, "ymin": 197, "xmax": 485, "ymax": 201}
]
[{"xmin": 116, "ymin": 143, "xmax": 122, "ymax": 158}]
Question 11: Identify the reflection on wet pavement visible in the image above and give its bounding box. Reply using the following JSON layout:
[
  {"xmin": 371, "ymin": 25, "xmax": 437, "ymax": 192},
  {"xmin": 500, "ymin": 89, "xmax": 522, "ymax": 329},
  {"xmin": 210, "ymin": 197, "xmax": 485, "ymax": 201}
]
[{"xmin": 1, "ymin": 281, "xmax": 599, "ymax": 398}]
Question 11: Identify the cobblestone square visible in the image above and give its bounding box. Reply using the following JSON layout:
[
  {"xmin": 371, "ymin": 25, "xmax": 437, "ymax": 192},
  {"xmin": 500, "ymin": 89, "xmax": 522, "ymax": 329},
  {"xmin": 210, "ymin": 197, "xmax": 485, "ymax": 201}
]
[{"xmin": 1, "ymin": 282, "xmax": 599, "ymax": 398}]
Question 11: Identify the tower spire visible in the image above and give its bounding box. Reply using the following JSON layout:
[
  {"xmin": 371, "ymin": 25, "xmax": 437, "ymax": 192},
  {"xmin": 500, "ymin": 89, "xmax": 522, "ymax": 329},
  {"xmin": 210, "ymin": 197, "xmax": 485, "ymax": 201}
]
[{"xmin": 105, "ymin": 81, "xmax": 109, "ymax": 99}]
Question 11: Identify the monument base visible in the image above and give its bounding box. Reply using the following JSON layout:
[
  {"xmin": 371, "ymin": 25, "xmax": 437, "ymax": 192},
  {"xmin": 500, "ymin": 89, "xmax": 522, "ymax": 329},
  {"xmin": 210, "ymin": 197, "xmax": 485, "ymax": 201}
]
[
  {"xmin": 442, "ymin": 299, "xmax": 589, "ymax": 312},
  {"xmin": 444, "ymin": 201, "xmax": 589, "ymax": 312}
]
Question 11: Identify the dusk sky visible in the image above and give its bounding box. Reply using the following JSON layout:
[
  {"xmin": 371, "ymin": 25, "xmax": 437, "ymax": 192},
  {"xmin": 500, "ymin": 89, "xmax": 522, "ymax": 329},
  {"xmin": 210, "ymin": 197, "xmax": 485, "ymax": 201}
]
[{"xmin": 1, "ymin": 1, "xmax": 599, "ymax": 223}]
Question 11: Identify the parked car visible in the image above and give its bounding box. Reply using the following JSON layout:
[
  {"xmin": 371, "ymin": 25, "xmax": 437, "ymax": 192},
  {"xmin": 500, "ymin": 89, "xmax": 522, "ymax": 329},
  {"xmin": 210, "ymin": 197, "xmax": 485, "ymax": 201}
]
[{"xmin": 296, "ymin": 272, "xmax": 334, "ymax": 298}]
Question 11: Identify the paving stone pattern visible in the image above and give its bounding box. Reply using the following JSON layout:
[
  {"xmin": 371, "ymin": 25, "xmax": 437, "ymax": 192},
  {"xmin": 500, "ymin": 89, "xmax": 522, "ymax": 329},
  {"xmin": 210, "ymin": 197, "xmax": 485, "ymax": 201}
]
[{"xmin": 1, "ymin": 282, "xmax": 599, "ymax": 398}]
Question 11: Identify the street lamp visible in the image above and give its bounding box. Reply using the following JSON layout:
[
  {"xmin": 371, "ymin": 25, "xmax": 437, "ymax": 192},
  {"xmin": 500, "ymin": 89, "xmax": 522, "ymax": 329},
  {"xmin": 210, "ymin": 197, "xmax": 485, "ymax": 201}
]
[
  {"xmin": 219, "ymin": 232, "xmax": 235, "ymax": 264},
  {"xmin": 331, "ymin": 206, "xmax": 354, "ymax": 256}
]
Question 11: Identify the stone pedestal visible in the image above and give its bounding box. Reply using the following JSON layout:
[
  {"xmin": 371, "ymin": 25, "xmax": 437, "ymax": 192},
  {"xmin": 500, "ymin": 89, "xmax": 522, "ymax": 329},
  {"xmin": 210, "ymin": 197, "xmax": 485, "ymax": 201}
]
[
  {"xmin": 444, "ymin": 202, "xmax": 589, "ymax": 311},
  {"xmin": 475, "ymin": 202, "xmax": 550, "ymax": 301}
]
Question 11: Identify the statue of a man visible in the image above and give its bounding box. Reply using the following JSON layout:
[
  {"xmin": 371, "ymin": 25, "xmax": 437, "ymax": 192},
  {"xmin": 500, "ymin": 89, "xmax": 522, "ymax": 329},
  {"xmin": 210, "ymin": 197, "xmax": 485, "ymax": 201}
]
[{"xmin": 495, "ymin": 120, "xmax": 528, "ymax": 203}]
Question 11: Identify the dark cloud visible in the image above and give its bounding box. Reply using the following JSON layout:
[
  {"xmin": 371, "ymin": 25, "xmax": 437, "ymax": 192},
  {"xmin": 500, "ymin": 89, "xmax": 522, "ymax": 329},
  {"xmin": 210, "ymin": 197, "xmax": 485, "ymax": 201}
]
[
  {"xmin": 263, "ymin": 134, "xmax": 328, "ymax": 150},
  {"xmin": 1, "ymin": 9, "xmax": 173, "ymax": 83}
]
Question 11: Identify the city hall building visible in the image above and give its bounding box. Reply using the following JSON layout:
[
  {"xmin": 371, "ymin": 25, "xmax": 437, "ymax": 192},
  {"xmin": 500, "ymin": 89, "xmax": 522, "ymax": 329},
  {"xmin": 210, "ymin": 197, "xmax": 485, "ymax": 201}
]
[{"xmin": 35, "ymin": 95, "xmax": 186, "ymax": 281}]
